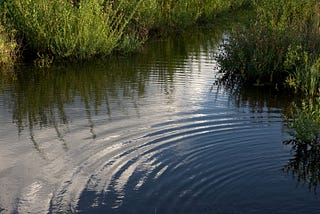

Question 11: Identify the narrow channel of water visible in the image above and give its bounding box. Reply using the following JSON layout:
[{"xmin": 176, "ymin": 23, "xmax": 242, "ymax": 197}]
[{"xmin": 0, "ymin": 26, "xmax": 320, "ymax": 213}]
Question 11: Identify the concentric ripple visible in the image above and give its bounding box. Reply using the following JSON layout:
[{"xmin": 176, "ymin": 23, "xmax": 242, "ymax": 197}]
[{"xmin": 70, "ymin": 110, "xmax": 287, "ymax": 214}]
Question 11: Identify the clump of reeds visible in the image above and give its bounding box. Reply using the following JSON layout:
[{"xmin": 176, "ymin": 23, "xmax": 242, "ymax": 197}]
[
  {"xmin": 285, "ymin": 98, "xmax": 320, "ymax": 146},
  {"xmin": 0, "ymin": 0, "xmax": 252, "ymax": 61},
  {"xmin": 4, "ymin": 0, "xmax": 140, "ymax": 59},
  {"xmin": 217, "ymin": 0, "xmax": 320, "ymax": 96}
]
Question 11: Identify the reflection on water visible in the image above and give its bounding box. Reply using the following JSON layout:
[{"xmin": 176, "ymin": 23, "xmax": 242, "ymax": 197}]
[
  {"xmin": 0, "ymin": 26, "xmax": 222, "ymax": 145},
  {"xmin": 0, "ymin": 22, "xmax": 320, "ymax": 213},
  {"xmin": 283, "ymin": 99, "xmax": 320, "ymax": 193},
  {"xmin": 284, "ymin": 143, "xmax": 320, "ymax": 193}
]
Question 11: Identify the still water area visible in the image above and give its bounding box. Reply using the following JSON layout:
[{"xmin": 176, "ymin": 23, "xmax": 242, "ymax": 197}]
[{"xmin": 0, "ymin": 25, "xmax": 320, "ymax": 213}]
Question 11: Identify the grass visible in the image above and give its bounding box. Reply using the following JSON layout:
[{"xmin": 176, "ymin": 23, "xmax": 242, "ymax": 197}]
[
  {"xmin": 285, "ymin": 98, "xmax": 320, "ymax": 146},
  {"xmin": 4, "ymin": 0, "xmax": 141, "ymax": 59},
  {"xmin": 0, "ymin": 23, "xmax": 17, "ymax": 68},
  {"xmin": 216, "ymin": 0, "xmax": 320, "ymax": 96},
  {"xmin": 0, "ymin": 0, "xmax": 251, "ymax": 62},
  {"xmin": 284, "ymin": 98, "xmax": 320, "ymax": 192}
]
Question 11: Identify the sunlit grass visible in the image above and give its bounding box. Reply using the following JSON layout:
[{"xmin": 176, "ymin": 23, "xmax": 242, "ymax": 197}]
[
  {"xmin": 0, "ymin": 0, "xmax": 251, "ymax": 61},
  {"xmin": 0, "ymin": 24, "xmax": 17, "ymax": 68},
  {"xmin": 5, "ymin": 0, "xmax": 140, "ymax": 59}
]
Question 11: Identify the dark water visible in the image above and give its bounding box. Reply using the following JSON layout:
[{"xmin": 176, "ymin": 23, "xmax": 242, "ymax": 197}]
[{"xmin": 0, "ymin": 26, "xmax": 320, "ymax": 214}]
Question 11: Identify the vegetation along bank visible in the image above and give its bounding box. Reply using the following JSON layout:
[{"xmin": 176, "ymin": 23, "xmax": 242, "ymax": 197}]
[
  {"xmin": 0, "ymin": 0, "xmax": 250, "ymax": 66},
  {"xmin": 217, "ymin": 0, "xmax": 320, "ymax": 96},
  {"xmin": 1, "ymin": 0, "xmax": 320, "ymax": 160}
]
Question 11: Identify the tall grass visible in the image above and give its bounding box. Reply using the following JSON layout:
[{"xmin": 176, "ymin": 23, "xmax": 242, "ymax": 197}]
[
  {"xmin": 0, "ymin": 16, "xmax": 17, "ymax": 68},
  {"xmin": 152, "ymin": 0, "xmax": 251, "ymax": 29},
  {"xmin": 5, "ymin": 0, "xmax": 140, "ymax": 59},
  {"xmin": 112, "ymin": 0, "xmax": 252, "ymax": 38},
  {"xmin": 285, "ymin": 98, "xmax": 320, "ymax": 146},
  {"xmin": 217, "ymin": 0, "xmax": 320, "ymax": 95},
  {"xmin": 283, "ymin": 98, "xmax": 320, "ymax": 192},
  {"xmin": 0, "ymin": 0, "xmax": 251, "ymax": 61}
]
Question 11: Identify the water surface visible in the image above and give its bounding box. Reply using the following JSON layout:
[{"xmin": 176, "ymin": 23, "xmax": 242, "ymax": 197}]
[{"xmin": 0, "ymin": 26, "xmax": 320, "ymax": 213}]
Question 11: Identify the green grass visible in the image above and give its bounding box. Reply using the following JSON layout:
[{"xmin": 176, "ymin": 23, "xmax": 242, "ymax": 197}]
[
  {"xmin": 216, "ymin": 0, "xmax": 320, "ymax": 96},
  {"xmin": 0, "ymin": 23, "xmax": 17, "ymax": 68},
  {"xmin": 4, "ymin": 0, "xmax": 140, "ymax": 59},
  {"xmin": 0, "ymin": 0, "xmax": 252, "ymax": 61},
  {"xmin": 285, "ymin": 98, "xmax": 320, "ymax": 146},
  {"xmin": 283, "ymin": 98, "xmax": 320, "ymax": 192}
]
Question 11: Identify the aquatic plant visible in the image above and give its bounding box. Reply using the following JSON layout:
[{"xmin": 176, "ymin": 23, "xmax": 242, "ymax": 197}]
[
  {"xmin": 285, "ymin": 46, "xmax": 320, "ymax": 96},
  {"xmin": 285, "ymin": 99, "xmax": 320, "ymax": 147},
  {"xmin": 284, "ymin": 98, "xmax": 320, "ymax": 192},
  {"xmin": 217, "ymin": 0, "xmax": 320, "ymax": 92}
]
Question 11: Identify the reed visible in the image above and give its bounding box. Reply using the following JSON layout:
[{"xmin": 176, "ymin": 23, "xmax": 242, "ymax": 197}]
[
  {"xmin": 0, "ymin": 0, "xmax": 251, "ymax": 61},
  {"xmin": 285, "ymin": 98, "xmax": 320, "ymax": 147},
  {"xmin": 154, "ymin": 0, "xmax": 251, "ymax": 29},
  {"xmin": 0, "ymin": 23, "xmax": 17, "ymax": 68},
  {"xmin": 5, "ymin": 0, "xmax": 140, "ymax": 59},
  {"xmin": 217, "ymin": 0, "xmax": 320, "ymax": 94}
]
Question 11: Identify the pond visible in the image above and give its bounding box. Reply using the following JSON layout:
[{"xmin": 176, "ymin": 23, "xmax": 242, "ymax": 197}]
[{"xmin": 0, "ymin": 24, "xmax": 320, "ymax": 213}]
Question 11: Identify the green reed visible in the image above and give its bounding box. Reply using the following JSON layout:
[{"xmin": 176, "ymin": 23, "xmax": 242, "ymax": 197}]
[
  {"xmin": 154, "ymin": 0, "xmax": 251, "ymax": 29},
  {"xmin": 217, "ymin": 0, "xmax": 320, "ymax": 95},
  {"xmin": 283, "ymin": 98, "xmax": 320, "ymax": 193},
  {"xmin": 0, "ymin": 23, "xmax": 17, "ymax": 68},
  {"xmin": 4, "ymin": 0, "xmax": 140, "ymax": 59},
  {"xmin": 285, "ymin": 98, "xmax": 320, "ymax": 146},
  {"xmin": 0, "ymin": 0, "xmax": 251, "ymax": 61}
]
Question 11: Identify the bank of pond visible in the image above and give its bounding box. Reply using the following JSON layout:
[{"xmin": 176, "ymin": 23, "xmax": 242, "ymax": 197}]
[{"xmin": 0, "ymin": 0, "xmax": 319, "ymax": 94}]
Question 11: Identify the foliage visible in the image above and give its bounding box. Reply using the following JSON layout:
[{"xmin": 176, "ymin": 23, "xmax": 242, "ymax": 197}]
[
  {"xmin": 217, "ymin": 0, "xmax": 320, "ymax": 92},
  {"xmin": 4, "ymin": 0, "xmax": 140, "ymax": 59},
  {"xmin": 154, "ymin": 0, "xmax": 251, "ymax": 29},
  {"xmin": 284, "ymin": 98, "xmax": 320, "ymax": 192},
  {"xmin": 0, "ymin": 23, "xmax": 17, "ymax": 68},
  {"xmin": 285, "ymin": 46, "xmax": 320, "ymax": 96},
  {"xmin": 0, "ymin": 0, "xmax": 251, "ymax": 61},
  {"xmin": 285, "ymin": 99, "xmax": 320, "ymax": 146}
]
